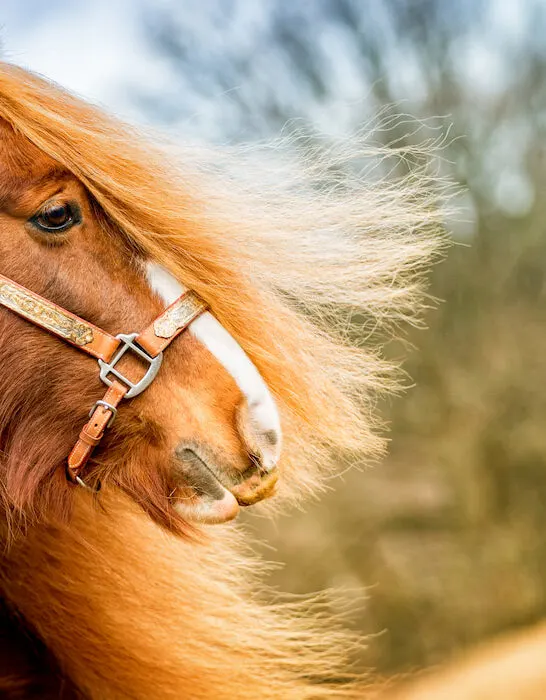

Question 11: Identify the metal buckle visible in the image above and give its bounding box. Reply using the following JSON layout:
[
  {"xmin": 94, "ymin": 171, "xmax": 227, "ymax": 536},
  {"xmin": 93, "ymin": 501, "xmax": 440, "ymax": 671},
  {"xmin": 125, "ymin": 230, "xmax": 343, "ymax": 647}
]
[
  {"xmin": 98, "ymin": 333, "xmax": 163, "ymax": 398},
  {"xmin": 89, "ymin": 399, "xmax": 118, "ymax": 428},
  {"xmin": 75, "ymin": 475, "xmax": 102, "ymax": 493}
]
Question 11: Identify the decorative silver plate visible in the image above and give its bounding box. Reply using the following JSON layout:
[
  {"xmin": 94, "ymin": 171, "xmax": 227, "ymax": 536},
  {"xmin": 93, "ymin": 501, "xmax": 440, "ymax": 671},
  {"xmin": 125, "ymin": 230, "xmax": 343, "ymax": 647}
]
[
  {"xmin": 0, "ymin": 282, "xmax": 94, "ymax": 346},
  {"xmin": 154, "ymin": 292, "xmax": 207, "ymax": 338}
]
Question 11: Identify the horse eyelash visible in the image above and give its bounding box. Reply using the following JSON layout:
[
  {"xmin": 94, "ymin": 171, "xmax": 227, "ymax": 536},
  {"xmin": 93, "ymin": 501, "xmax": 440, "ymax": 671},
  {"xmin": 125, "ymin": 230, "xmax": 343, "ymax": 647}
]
[{"xmin": 28, "ymin": 200, "xmax": 82, "ymax": 236}]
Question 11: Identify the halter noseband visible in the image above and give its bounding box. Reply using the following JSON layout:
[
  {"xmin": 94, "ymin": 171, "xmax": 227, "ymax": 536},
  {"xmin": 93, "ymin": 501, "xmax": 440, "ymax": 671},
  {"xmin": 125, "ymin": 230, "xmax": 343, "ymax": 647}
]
[{"xmin": 0, "ymin": 273, "xmax": 207, "ymax": 488}]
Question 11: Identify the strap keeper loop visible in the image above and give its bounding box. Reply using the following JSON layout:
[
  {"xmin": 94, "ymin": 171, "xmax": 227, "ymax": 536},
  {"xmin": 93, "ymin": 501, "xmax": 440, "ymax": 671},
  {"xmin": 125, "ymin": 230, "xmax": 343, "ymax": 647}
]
[{"xmin": 78, "ymin": 427, "xmax": 102, "ymax": 448}]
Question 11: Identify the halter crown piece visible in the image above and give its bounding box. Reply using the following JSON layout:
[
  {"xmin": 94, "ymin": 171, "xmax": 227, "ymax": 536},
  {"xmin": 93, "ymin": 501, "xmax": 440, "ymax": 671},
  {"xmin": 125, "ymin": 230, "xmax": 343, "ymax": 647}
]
[{"xmin": 0, "ymin": 273, "xmax": 207, "ymax": 488}]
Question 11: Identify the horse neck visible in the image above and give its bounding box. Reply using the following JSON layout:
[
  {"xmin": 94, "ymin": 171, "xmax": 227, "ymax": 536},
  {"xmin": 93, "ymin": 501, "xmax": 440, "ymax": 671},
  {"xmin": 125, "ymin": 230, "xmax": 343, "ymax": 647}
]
[{"xmin": 0, "ymin": 490, "xmax": 370, "ymax": 700}]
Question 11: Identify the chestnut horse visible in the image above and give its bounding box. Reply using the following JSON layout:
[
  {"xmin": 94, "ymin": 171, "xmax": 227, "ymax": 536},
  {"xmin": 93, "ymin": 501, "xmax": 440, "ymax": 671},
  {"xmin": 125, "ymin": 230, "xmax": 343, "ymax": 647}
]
[{"xmin": 0, "ymin": 62, "xmax": 443, "ymax": 699}]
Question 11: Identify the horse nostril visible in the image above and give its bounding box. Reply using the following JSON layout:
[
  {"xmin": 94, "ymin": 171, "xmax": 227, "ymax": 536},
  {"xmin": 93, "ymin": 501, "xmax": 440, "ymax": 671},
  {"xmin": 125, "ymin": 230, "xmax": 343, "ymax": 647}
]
[
  {"xmin": 173, "ymin": 448, "xmax": 226, "ymax": 501},
  {"xmin": 236, "ymin": 398, "xmax": 282, "ymax": 476}
]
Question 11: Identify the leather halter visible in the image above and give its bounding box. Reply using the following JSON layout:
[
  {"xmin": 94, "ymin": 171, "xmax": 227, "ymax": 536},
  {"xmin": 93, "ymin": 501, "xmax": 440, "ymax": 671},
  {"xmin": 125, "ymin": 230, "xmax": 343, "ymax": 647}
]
[{"xmin": 0, "ymin": 272, "xmax": 207, "ymax": 487}]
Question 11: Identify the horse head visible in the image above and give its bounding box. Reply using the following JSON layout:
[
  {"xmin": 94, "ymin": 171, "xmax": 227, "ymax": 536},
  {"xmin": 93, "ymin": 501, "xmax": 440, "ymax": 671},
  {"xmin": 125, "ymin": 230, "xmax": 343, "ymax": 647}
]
[
  {"xmin": 0, "ymin": 61, "xmax": 443, "ymax": 546},
  {"xmin": 0, "ymin": 109, "xmax": 281, "ymax": 531}
]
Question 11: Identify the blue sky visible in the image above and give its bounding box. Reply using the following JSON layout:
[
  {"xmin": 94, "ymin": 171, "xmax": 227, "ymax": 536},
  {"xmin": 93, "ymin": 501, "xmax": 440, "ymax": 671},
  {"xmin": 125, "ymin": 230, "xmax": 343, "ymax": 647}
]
[
  {"xmin": 2, "ymin": 0, "xmax": 533, "ymax": 132},
  {"xmin": 1, "ymin": 0, "xmax": 540, "ymax": 219},
  {"xmin": 2, "ymin": 0, "xmax": 170, "ymax": 121}
]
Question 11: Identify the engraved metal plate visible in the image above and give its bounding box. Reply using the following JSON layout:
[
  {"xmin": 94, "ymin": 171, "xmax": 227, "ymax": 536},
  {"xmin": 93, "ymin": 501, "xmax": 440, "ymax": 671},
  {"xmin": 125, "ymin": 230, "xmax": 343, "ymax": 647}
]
[
  {"xmin": 154, "ymin": 292, "xmax": 207, "ymax": 338},
  {"xmin": 0, "ymin": 282, "xmax": 94, "ymax": 346}
]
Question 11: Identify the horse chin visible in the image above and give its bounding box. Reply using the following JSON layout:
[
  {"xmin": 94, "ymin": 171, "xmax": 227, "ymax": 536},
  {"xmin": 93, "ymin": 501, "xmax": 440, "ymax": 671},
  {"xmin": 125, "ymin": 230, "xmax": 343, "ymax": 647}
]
[{"xmin": 173, "ymin": 486, "xmax": 241, "ymax": 524}]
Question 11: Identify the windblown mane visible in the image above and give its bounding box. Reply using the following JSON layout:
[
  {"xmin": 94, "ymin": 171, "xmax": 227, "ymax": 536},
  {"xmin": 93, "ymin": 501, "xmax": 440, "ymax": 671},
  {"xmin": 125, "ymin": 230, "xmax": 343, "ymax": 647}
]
[
  {"xmin": 0, "ymin": 62, "xmax": 448, "ymax": 698},
  {"xmin": 0, "ymin": 63, "xmax": 445, "ymax": 504}
]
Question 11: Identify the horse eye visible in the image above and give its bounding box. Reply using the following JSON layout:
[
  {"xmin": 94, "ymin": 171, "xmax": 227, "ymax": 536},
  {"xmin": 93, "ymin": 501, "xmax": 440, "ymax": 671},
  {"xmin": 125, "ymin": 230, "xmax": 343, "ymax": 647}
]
[{"xmin": 31, "ymin": 202, "xmax": 80, "ymax": 233}]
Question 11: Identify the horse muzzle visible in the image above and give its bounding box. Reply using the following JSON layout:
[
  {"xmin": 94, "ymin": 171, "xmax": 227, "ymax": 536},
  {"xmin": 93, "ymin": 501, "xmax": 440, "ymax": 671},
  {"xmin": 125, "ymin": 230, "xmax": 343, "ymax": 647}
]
[{"xmin": 172, "ymin": 446, "xmax": 279, "ymax": 524}]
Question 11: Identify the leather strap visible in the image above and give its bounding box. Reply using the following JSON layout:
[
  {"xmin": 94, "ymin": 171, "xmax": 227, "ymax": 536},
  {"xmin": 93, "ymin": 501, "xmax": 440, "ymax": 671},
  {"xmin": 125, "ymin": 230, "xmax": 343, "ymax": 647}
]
[
  {"xmin": 66, "ymin": 291, "xmax": 207, "ymax": 482},
  {"xmin": 0, "ymin": 271, "xmax": 208, "ymax": 486},
  {"xmin": 67, "ymin": 380, "xmax": 128, "ymax": 482},
  {"xmin": 0, "ymin": 273, "xmax": 119, "ymax": 361},
  {"xmin": 136, "ymin": 290, "xmax": 207, "ymax": 357}
]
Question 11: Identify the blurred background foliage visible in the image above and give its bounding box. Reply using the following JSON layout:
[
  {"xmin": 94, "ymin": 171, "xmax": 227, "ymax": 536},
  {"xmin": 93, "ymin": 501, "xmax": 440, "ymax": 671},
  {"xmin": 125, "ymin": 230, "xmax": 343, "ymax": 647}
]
[{"xmin": 5, "ymin": 0, "xmax": 546, "ymax": 677}]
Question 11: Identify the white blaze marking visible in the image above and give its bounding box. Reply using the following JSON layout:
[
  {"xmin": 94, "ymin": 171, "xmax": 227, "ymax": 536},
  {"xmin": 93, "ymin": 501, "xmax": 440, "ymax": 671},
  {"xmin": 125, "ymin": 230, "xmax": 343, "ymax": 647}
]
[
  {"xmin": 146, "ymin": 262, "xmax": 189, "ymax": 302},
  {"xmin": 145, "ymin": 263, "xmax": 282, "ymax": 468}
]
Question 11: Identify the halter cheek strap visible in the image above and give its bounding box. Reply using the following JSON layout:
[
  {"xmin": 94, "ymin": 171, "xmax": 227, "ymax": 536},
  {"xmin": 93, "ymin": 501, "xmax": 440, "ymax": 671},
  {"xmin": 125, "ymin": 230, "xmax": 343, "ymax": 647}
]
[{"xmin": 0, "ymin": 273, "xmax": 207, "ymax": 486}]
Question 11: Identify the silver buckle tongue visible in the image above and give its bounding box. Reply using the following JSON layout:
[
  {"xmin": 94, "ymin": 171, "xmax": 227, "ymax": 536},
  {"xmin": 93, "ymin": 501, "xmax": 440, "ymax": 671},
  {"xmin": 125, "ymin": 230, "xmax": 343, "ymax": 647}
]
[{"xmin": 98, "ymin": 332, "xmax": 163, "ymax": 398}]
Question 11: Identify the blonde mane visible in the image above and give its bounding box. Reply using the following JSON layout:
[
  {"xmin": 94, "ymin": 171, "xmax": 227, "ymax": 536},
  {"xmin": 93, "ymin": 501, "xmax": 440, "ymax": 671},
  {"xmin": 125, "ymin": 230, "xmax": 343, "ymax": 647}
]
[{"xmin": 0, "ymin": 62, "xmax": 447, "ymax": 698}]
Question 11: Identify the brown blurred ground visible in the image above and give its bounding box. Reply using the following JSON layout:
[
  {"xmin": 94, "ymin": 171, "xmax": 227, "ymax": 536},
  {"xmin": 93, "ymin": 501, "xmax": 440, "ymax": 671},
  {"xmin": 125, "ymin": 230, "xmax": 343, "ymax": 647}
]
[{"xmin": 250, "ymin": 187, "xmax": 546, "ymax": 677}]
